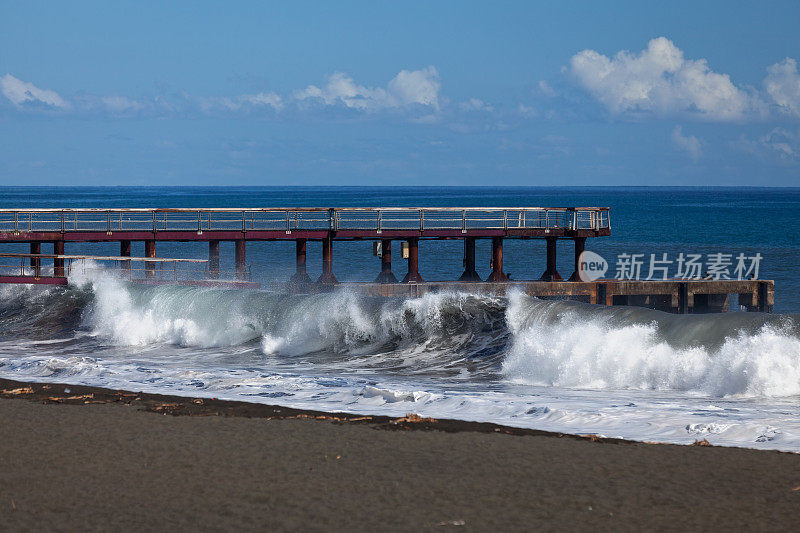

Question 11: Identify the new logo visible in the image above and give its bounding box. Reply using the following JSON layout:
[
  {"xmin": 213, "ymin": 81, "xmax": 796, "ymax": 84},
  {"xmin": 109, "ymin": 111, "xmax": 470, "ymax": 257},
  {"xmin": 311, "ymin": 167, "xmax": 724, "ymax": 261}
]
[{"xmin": 578, "ymin": 251, "xmax": 608, "ymax": 281}]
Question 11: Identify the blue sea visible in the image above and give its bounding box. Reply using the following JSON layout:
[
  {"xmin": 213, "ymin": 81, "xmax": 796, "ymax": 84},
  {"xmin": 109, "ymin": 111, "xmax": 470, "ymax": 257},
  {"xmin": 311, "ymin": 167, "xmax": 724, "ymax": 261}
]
[{"xmin": 0, "ymin": 187, "xmax": 799, "ymax": 451}]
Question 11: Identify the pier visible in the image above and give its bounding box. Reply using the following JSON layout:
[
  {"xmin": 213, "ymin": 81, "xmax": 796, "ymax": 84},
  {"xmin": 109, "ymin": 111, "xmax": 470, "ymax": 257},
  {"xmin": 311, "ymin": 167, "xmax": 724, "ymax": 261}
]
[{"xmin": 0, "ymin": 206, "xmax": 773, "ymax": 313}]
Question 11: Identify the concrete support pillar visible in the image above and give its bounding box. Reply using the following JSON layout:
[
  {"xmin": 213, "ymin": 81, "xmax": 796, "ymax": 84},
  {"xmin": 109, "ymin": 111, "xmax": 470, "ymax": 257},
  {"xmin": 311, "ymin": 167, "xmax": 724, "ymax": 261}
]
[
  {"xmin": 290, "ymin": 239, "xmax": 312, "ymax": 285},
  {"xmin": 317, "ymin": 235, "xmax": 338, "ymax": 284},
  {"xmin": 487, "ymin": 237, "xmax": 508, "ymax": 282},
  {"xmin": 458, "ymin": 237, "xmax": 481, "ymax": 282},
  {"xmin": 568, "ymin": 237, "xmax": 586, "ymax": 282},
  {"xmin": 120, "ymin": 240, "xmax": 131, "ymax": 274},
  {"xmin": 375, "ymin": 239, "xmax": 397, "ymax": 283},
  {"xmin": 402, "ymin": 238, "xmax": 423, "ymax": 283},
  {"xmin": 208, "ymin": 240, "xmax": 220, "ymax": 279},
  {"xmin": 235, "ymin": 239, "xmax": 246, "ymax": 280},
  {"xmin": 144, "ymin": 240, "xmax": 156, "ymax": 279},
  {"xmin": 30, "ymin": 242, "xmax": 41, "ymax": 277},
  {"xmin": 540, "ymin": 237, "xmax": 562, "ymax": 281},
  {"xmin": 54, "ymin": 241, "xmax": 65, "ymax": 277}
]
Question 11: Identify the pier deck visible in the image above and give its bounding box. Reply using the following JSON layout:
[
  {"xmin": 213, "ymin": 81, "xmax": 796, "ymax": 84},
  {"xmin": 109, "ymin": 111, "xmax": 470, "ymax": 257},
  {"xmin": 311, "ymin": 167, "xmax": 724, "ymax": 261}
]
[{"xmin": 0, "ymin": 206, "xmax": 774, "ymax": 313}]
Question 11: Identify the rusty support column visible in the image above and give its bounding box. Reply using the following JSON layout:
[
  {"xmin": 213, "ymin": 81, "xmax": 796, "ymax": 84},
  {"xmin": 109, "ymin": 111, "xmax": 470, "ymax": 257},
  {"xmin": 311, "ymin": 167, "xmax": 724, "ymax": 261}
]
[
  {"xmin": 53, "ymin": 241, "xmax": 65, "ymax": 277},
  {"xmin": 120, "ymin": 240, "xmax": 131, "ymax": 275},
  {"xmin": 208, "ymin": 240, "xmax": 220, "ymax": 279},
  {"xmin": 318, "ymin": 235, "xmax": 338, "ymax": 284},
  {"xmin": 375, "ymin": 239, "xmax": 397, "ymax": 283},
  {"xmin": 487, "ymin": 237, "xmax": 508, "ymax": 282},
  {"xmin": 459, "ymin": 237, "xmax": 481, "ymax": 282},
  {"xmin": 402, "ymin": 238, "xmax": 423, "ymax": 283},
  {"xmin": 568, "ymin": 237, "xmax": 586, "ymax": 282},
  {"xmin": 29, "ymin": 242, "xmax": 41, "ymax": 277},
  {"xmin": 144, "ymin": 240, "xmax": 156, "ymax": 278},
  {"xmin": 540, "ymin": 237, "xmax": 562, "ymax": 281},
  {"xmin": 290, "ymin": 239, "xmax": 312, "ymax": 285},
  {"xmin": 235, "ymin": 239, "xmax": 246, "ymax": 280},
  {"xmin": 318, "ymin": 236, "xmax": 337, "ymax": 284}
]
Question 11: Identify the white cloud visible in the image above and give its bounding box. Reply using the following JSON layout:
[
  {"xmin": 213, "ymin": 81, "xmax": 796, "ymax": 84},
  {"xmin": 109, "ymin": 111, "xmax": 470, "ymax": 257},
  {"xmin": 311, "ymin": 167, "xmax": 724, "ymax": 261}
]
[
  {"xmin": 735, "ymin": 128, "xmax": 799, "ymax": 163},
  {"xmin": 459, "ymin": 98, "xmax": 493, "ymax": 112},
  {"xmin": 0, "ymin": 74, "xmax": 70, "ymax": 109},
  {"xmin": 295, "ymin": 67, "xmax": 440, "ymax": 111},
  {"xmin": 568, "ymin": 37, "xmax": 755, "ymax": 121},
  {"xmin": 198, "ymin": 92, "xmax": 283, "ymax": 113},
  {"xmin": 538, "ymin": 80, "xmax": 556, "ymax": 97},
  {"xmin": 517, "ymin": 104, "xmax": 537, "ymax": 118},
  {"xmin": 672, "ymin": 125, "xmax": 702, "ymax": 160},
  {"xmin": 764, "ymin": 58, "xmax": 800, "ymax": 117},
  {"xmin": 100, "ymin": 95, "xmax": 143, "ymax": 113}
]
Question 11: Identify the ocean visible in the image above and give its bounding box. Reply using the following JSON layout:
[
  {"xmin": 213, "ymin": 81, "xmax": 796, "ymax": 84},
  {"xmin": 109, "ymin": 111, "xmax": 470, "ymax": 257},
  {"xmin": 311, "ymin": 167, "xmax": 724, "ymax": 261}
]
[{"xmin": 0, "ymin": 186, "xmax": 799, "ymax": 451}]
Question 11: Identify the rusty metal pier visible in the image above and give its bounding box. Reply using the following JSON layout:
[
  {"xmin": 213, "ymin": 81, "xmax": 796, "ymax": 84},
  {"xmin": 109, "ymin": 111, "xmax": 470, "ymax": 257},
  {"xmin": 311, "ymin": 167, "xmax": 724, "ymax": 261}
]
[{"xmin": 0, "ymin": 206, "xmax": 773, "ymax": 313}]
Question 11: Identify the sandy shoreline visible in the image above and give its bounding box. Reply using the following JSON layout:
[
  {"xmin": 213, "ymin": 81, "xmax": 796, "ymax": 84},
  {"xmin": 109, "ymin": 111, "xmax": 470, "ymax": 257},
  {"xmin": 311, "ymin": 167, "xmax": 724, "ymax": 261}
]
[{"xmin": 1, "ymin": 377, "xmax": 799, "ymax": 531}]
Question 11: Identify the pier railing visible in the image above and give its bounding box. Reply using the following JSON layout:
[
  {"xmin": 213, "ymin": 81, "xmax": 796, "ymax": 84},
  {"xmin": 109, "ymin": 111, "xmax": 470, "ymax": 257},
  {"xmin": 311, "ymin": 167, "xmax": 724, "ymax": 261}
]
[{"xmin": 0, "ymin": 207, "xmax": 610, "ymax": 234}]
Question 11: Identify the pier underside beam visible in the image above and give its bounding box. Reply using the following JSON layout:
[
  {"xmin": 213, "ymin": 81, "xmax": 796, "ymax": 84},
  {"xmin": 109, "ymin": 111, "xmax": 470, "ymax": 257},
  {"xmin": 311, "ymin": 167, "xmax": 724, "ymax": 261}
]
[
  {"xmin": 458, "ymin": 237, "xmax": 481, "ymax": 282},
  {"xmin": 144, "ymin": 240, "xmax": 156, "ymax": 278},
  {"xmin": 375, "ymin": 239, "xmax": 397, "ymax": 284},
  {"xmin": 487, "ymin": 237, "xmax": 508, "ymax": 282},
  {"xmin": 290, "ymin": 239, "xmax": 312, "ymax": 285},
  {"xmin": 208, "ymin": 240, "xmax": 220, "ymax": 279},
  {"xmin": 402, "ymin": 238, "xmax": 423, "ymax": 283},
  {"xmin": 53, "ymin": 241, "xmax": 65, "ymax": 277},
  {"xmin": 318, "ymin": 236, "xmax": 337, "ymax": 284},
  {"xmin": 568, "ymin": 237, "xmax": 586, "ymax": 282},
  {"xmin": 540, "ymin": 237, "xmax": 562, "ymax": 281},
  {"xmin": 235, "ymin": 240, "xmax": 246, "ymax": 280}
]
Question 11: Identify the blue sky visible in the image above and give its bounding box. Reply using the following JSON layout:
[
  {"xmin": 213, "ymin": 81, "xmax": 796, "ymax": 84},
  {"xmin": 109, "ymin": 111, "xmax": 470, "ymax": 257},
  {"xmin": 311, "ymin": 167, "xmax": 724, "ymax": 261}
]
[{"xmin": 1, "ymin": 1, "xmax": 799, "ymax": 186}]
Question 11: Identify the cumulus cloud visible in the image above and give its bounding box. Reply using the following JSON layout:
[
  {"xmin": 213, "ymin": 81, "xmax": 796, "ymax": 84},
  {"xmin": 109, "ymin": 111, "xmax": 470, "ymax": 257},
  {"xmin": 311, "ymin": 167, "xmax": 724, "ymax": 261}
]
[
  {"xmin": 1, "ymin": 67, "xmax": 454, "ymax": 119},
  {"xmin": 0, "ymin": 74, "xmax": 70, "ymax": 109},
  {"xmin": 672, "ymin": 125, "xmax": 702, "ymax": 160},
  {"xmin": 295, "ymin": 67, "xmax": 440, "ymax": 111},
  {"xmin": 764, "ymin": 58, "xmax": 800, "ymax": 117},
  {"xmin": 568, "ymin": 37, "xmax": 756, "ymax": 121}
]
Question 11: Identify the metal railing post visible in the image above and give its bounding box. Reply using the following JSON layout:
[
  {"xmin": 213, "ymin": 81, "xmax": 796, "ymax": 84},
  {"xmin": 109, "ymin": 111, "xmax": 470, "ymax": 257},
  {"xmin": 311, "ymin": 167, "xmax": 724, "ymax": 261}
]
[
  {"xmin": 419, "ymin": 210, "xmax": 424, "ymax": 231},
  {"xmin": 462, "ymin": 210, "xmax": 466, "ymax": 233}
]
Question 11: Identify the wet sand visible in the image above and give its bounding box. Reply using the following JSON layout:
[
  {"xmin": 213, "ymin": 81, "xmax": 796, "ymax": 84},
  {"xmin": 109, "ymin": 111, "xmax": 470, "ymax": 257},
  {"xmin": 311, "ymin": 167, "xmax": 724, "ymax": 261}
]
[{"xmin": 1, "ymin": 378, "xmax": 798, "ymax": 531}]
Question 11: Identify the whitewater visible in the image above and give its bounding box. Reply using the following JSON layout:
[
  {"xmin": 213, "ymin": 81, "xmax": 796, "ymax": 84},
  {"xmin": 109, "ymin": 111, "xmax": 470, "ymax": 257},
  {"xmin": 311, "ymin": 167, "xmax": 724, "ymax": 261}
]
[{"xmin": 1, "ymin": 267, "xmax": 799, "ymax": 452}]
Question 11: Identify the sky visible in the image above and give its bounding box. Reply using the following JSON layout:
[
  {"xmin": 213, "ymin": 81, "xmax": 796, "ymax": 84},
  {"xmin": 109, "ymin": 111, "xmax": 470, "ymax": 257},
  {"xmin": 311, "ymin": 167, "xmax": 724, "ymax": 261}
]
[{"xmin": 1, "ymin": 1, "xmax": 799, "ymax": 186}]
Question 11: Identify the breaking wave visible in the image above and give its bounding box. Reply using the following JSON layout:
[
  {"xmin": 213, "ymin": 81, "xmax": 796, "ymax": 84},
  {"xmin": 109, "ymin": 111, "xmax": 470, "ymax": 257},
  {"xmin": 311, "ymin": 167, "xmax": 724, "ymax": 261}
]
[
  {"xmin": 0, "ymin": 270, "xmax": 799, "ymax": 398},
  {"xmin": 503, "ymin": 292, "xmax": 800, "ymax": 397}
]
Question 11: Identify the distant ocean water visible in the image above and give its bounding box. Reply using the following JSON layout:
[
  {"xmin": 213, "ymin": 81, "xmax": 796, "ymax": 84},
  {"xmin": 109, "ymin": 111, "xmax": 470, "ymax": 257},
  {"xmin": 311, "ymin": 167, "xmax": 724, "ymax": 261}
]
[{"xmin": 0, "ymin": 187, "xmax": 798, "ymax": 451}]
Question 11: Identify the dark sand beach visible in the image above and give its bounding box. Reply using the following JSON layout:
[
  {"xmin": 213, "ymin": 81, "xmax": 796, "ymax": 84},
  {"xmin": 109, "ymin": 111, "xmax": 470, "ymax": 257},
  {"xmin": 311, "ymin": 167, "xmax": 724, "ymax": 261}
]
[{"xmin": 0, "ymin": 377, "xmax": 798, "ymax": 531}]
